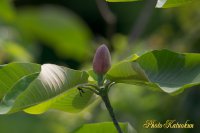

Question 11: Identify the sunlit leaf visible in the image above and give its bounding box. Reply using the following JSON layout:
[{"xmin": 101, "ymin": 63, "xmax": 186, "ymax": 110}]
[
  {"xmin": 156, "ymin": 0, "xmax": 193, "ymax": 8},
  {"xmin": 73, "ymin": 122, "xmax": 137, "ymax": 133},
  {"xmin": 0, "ymin": 63, "xmax": 94, "ymax": 114},
  {"xmin": 1, "ymin": 42, "xmax": 33, "ymax": 62},
  {"xmin": 107, "ymin": 50, "xmax": 200, "ymax": 94}
]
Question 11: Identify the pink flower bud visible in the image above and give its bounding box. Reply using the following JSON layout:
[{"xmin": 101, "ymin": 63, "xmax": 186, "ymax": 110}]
[{"xmin": 93, "ymin": 44, "xmax": 111, "ymax": 75}]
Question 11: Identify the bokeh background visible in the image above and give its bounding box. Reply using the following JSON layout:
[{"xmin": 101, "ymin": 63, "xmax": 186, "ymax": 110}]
[{"xmin": 0, "ymin": 0, "xmax": 200, "ymax": 133}]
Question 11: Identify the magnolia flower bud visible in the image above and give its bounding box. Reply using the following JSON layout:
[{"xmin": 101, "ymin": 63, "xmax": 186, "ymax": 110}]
[{"xmin": 93, "ymin": 44, "xmax": 111, "ymax": 75}]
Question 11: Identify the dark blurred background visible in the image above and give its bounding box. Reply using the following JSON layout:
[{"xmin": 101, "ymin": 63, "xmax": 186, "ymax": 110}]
[{"xmin": 0, "ymin": 0, "xmax": 200, "ymax": 133}]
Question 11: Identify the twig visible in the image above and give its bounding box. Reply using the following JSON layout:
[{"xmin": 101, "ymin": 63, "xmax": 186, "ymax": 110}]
[
  {"xmin": 96, "ymin": 0, "xmax": 117, "ymax": 40},
  {"xmin": 128, "ymin": 0, "xmax": 157, "ymax": 44}
]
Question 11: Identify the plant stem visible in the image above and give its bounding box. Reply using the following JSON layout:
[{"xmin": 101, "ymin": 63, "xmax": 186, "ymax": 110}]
[
  {"xmin": 97, "ymin": 74, "xmax": 104, "ymax": 86},
  {"xmin": 100, "ymin": 92, "xmax": 123, "ymax": 133}
]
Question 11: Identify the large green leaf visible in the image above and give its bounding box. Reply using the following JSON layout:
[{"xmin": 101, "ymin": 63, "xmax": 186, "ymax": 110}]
[
  {"xmin": 24, "ymin": 88, "xmax": 94, "ymax": 114},
  {"xmin": 73, "ymin": 122, "xmax": 136, "ymax": 133},
  {"xmin": 156, "ymin": 0, "xmax": 193, "ymax": 8},
  {"xmin": 15, "ymin": 6, "xmax": 92, "ymax": 61},
  {"xmin": 0, "ymin": 63, "xmax": 94, "ymax": 114},
  {"xmin": 106, "ymin": 50, "xmax": 200, "ymax": 94}
]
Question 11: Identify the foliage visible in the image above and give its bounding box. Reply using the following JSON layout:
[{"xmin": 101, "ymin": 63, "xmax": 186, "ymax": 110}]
[
  {"xmin": 0, "ymin": 50, "xmax": 199, "ymax": 115},
  {"xmin": 107, "ymin": 50, "xmax": 200, "ymax": 94}
]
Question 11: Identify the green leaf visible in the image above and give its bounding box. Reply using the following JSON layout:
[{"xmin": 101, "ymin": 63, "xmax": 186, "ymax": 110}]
[
  {"xmin": 1, "ymin": 42, "xmax": 33, "ymax": 62},
  {"xmin": 15, "ymin": 6, "xmax": 93, "ymax": 61},
  {"xmin": 106, "ymin": 60, "xmax": 150, "ymax": 86},
  {"xmin": 106, "ymin": 0, "xmax": 140, "ymax": 2},
  {"xmin": 106, "ymin": 54, "xmax": 151, "ymax": 87},
  {"xmin": 107, "ymin": 50, "xmax": 200, "ymax": 94},
  {"xmin": 0, "ymin": 63, "xmax": 94, "ymax": 114},
  {"xmin": 24, "ymin": 88, "xmax": 94, "ymax": 114},
  {"xmin": 88, "ymin": 69, "xmax": 98, "ymax": 81},
  {"xmin": 73, "ymin": 122, "xmax": 137, "ymax": 133},
  {"xmin": 0, "ymin": 63, "xmax": 41, "ymax": 99},
  {"xmin": 156, "ymin": 0, "xmax": 193, "ymax": 8}
]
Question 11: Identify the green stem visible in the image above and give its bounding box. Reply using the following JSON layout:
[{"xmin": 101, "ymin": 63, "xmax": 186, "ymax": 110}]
[
  {"xmin": 100, "ymin": 91, "xmax": 123, "ymax": 133},
  {"xmin": 97, "ymin": 74, "xmax": 104, "ymax": 86}
]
